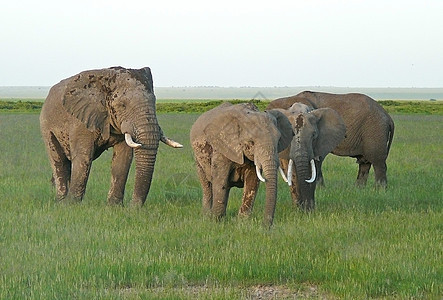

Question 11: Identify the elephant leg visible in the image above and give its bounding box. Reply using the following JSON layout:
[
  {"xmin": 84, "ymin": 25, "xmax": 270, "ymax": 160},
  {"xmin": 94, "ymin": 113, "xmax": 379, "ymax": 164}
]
[
  {"xmin": 373, "ymin": 160, "xmax": 388, "ymax": 189},
  {"xmin": 44, "ymin": 133, "xmax": 71, "ymax": 201},
  {"xmin": 356, "ymin": 160, "xmax": 371, "ymax": 187},
  {"xmin": 68, "ymin": 139, "xmax": 95, "ymax": 202},
  {"xmin": 290, "ymin": 172, "xmax": 301, "ymax": 207},
  {"xmin": 238, "ymin": 166, "xmax": 260, "ymax": 216},
  {"xmin": 211, "ymin": 154, "xmax": 232, "ymax": 220},
  {"xmin": 107, "ymin": 142, "xmax": 133, "ymax": 205},
  {"xmin": 68, "ymin": 156, "xmax": 93, "ymax": 202},
  {"xmin": 195, "ymin": 159, "xmax": 213, "ymax": 215}
]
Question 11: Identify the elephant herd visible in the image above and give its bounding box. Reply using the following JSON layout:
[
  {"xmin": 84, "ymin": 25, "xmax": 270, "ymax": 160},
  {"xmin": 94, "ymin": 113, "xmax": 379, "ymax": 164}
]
[{"xmin": 40, "ymin": 67, "xmax": 395, "ymax": 227}]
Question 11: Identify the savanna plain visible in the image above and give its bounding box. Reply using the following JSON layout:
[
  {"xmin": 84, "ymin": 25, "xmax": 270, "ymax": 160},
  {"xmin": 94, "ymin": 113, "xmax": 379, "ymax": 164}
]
[{"xmin": 0, "ymin": 100, "xmax": 442, "ymax": 299}]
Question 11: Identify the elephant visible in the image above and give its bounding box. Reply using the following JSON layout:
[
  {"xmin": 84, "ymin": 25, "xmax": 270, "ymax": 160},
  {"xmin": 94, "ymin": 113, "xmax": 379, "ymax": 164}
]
[
  {"xmin": 269, "ymin": 103, "xmax": 346, "ymax": 210},
  {"xmin": 40, "ymin": 66, "xmax": 183, "ymax": 205},
  {"xmin": 268, "ymin": 91, "xmax": 395, "ymax": 188},
  {"xmin": 190, "ymin": 102, "xmax": 293, "ymax": 226}
]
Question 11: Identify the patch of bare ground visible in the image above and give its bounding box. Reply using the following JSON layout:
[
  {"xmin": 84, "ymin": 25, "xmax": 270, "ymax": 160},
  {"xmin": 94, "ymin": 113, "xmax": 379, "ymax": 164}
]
[
  {"xmin": 246, "ymin": 284, "xmax": 329, "ymax": 299},
  {"xmin": 115, "ymin": 284, "xmax": 332, "ymax": 299}
]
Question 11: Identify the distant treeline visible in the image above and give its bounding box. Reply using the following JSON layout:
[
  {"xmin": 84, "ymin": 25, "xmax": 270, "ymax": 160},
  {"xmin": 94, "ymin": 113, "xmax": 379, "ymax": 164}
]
[
  {"xmin": 0, "ymin": 100, "xmax": 43, "ymax": 112},
  {"xmin": 1, "ymin": 99, "xmax": 442, "ymax": 114}
]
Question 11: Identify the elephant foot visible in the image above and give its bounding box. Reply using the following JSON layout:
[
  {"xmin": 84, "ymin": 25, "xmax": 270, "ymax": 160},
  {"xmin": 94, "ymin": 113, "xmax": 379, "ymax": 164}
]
[
  {"xmin": 297, "ymin": 199, "xmax": 315, "ymax": 212},
  {"xmin": 107, "ymin": 196, "xmax": 124, "ymax": 206},
  {"xmin": 238, "ymin": 210, "xmax": 253, "ymax": 218},
  {"xmin": 238, "ymin": 203, "xmax": 254, "ymax": 217},
  {"xmin": 374, "ymin": 180, "xmax": 387, "ymax": 190},
  {"xmin": 211, "ymin": 208, "xmax": 226, "ymax": 222},
  {"xmin": 130, "ymin": 199, "xmax": 144, "ymax": 208},
  {"xmin": 201, "ymin": 206, "xmax": 213, "ymax": 219},
  {"xmin": 59, "ymin": 194, "xmax": 82, "ymax": 204},
  {"xmin": 355, "ymin": 180, "xmax": 367, "ymax": 188}
]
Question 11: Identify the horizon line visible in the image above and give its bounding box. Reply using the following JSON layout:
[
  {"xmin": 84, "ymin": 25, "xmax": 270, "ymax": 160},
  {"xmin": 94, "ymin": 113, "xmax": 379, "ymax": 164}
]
[{"xmin": 2, "ymin": 85, "xmax": 443, "ymax": 89}]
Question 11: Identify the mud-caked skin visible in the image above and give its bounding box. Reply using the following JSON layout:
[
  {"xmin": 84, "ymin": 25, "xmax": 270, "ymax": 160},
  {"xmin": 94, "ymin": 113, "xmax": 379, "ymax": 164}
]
[
  {"xmin": 190, "ymin": 103, "xmax": 293, "ymax": 227},
  {"xmin": 40, "ymin": 66, "xmax": 181, "ymax": 205},
  {"xmin": 271, "ymin": 92, "xmax": 395, "ymax": 188}
]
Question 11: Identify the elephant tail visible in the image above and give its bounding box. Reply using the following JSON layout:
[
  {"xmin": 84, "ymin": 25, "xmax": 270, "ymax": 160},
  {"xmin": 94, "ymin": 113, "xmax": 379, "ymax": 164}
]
[{"xmin": 386, "ymin": 118, "xmax": 395, "ymax": 156}]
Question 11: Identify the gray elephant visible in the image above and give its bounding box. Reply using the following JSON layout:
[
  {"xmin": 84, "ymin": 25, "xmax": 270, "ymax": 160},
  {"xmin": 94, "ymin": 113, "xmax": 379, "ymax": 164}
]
[
  {"xmin": 270, "ymin": 103, "xmax": 346, "ymax": 210},
  {"xmin": 190, "ymin": 102, "xmax": 293, "ymax": 226},
  {"xmin": 40, "ymin": 67, "xmax": 183, "ymax": 205},
  {"xmin": 268, "ymin": 92, "xmax": 395, "ymax": 188}
]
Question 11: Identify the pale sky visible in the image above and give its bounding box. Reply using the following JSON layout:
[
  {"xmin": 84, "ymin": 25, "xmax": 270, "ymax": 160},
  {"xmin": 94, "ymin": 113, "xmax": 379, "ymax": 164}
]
[{"xmin": 1, "ymin": 0, "xmax": 442, "ymax": 87}]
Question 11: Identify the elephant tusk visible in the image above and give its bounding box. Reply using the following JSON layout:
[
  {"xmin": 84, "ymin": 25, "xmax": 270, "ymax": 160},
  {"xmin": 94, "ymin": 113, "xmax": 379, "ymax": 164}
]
[
  {"xmin": 287, "ymin": 159, "xmax": 294, "ymax": 186},
  {"xmin": 256, "ymin": 165, "xmax": 266, "ymax": 182},
  {"xmin": 161, "ymin": 136, "xmax": 183, "ymax": 148},
  {"xmin": 125, "ymin": 133, "xmax": 142, "ymax": 148},
  {"xmin": 279, "ymin": 167, "xmax": 288, "ymax": 183},
  {"xmin": 305, "ymin": 159, "xmax": 316, "ymax": 183}
]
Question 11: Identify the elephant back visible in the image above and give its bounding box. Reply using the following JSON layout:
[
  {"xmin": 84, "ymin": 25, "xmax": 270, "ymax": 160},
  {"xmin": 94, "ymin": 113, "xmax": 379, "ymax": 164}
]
[{"xmin": 266, "ymin": 96, "xmax": 317, "ymax": 110}]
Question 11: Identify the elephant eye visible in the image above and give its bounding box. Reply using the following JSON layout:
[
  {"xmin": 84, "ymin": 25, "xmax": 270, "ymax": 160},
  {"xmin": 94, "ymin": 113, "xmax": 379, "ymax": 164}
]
[{"xmin": 313, "ymin": 130, "xmax": 318, "ymax": 139}]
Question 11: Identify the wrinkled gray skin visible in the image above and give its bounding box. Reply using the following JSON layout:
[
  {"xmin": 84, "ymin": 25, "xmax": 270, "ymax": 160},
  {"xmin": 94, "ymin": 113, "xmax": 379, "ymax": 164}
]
[
  {"xmin": 269, "ymin": 92, "xmax": 395, "ymax": 188},
  {"xmin": 270, "ymin": 103, "xmax": 346, "ymax": 210},
  {"xmin": 190, "ymin": 103, "xmax": 293, "ymax": 226},
  {"xmin": 40, "ymin": 67, "xmax": 182, "ymax": 205}
]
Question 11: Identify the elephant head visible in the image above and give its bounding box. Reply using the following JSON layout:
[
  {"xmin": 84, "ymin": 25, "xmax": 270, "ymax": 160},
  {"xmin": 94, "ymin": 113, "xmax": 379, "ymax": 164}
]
[
  {"xmin": 190, "ymin": 103, "xmax": 293, "ymax": 226},
  {"xmin": 275, "ymin": 103, "xmax": 346, "ymax": 210},
  {"xmin": 42, "ymin": 66, "xmax": 181, "ymax": 205}
]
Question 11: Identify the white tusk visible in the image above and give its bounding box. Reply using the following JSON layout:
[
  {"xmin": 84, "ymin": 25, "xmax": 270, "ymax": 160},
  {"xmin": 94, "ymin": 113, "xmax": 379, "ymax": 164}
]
[
  {"xmin": 256, "ymin": 165, "xmax": 266, "ymax": 182},
  {"xmin": 161, "ymin": 136, "xmax": 183, "ymax": 148},
  {"xmin": 279, "ymin": 167, "xmax": 288, "ymax": 183},
  {"xmin": 287, "ymin": 159, "xmax": 294, "ymax": 186},
  {"xmin": 125, "ymin": 133, "xmax": 142, "ymax": 148},
  {"xmin": 305, "ymin": 159, "xmax": 316, "ymax": 183}
]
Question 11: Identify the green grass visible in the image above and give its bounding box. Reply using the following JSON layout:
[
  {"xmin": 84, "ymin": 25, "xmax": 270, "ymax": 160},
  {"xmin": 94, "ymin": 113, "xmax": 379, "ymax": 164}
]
[
  {"xmin": 1, "ymin": 99, "xmax": 443, "ymax": 114},
  {"xmin": 0, "ymin": 112, "xmax": 442, "ymax": 299}
]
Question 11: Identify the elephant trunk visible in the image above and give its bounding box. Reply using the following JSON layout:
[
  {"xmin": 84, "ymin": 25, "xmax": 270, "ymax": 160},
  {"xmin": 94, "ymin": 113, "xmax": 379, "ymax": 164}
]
[
  {"xmin": 292, "ymin": 156, "xmax": 316, "ymax": 210},
  {"xmin": 257, "ymin": 155, "xmax": 279, "ymax": 227},
  {"xmin": 129, "ymin": 106, "xmax": 161, "ymax": 206},
  {"xmin": 132, "ymin": 146, "xmax": 159, "ymax": 206}
]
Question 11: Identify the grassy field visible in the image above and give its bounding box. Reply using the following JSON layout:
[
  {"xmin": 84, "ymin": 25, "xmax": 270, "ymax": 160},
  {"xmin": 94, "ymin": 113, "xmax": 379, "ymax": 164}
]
[{"xmin": 0, "ymin": 109, "xmax": 442, "ymax": 299}]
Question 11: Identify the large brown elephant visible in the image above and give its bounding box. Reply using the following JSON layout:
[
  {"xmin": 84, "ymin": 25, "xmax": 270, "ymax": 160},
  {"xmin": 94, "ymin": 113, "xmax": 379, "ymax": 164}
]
[
  {"xmin": 40, "ymin": 67, "xmax": 182, "ymax": 205},
  {"xmin": 190, "ymin": 102, "xmax": 293, "ymax": 226},
  {"xmin": 268, "ymin": 91, "xmax": 395, "ymax": 188},
  {"xmin": 269, "ymin": 103, "xmax": 346, "ymax": 210}
]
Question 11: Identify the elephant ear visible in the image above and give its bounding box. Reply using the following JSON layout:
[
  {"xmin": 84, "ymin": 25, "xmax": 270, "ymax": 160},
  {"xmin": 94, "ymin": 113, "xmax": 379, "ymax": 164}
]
[
  {"xmin": 266, "ymin": 110, "xmax": 294, "ymax": 152},
  {"xmin": 204, "ymin": 111, "xmax": 244, "ymax": 165},
  {"xmin": 62, "ymin": 70, "xmax": 113, "ymax": 140},
  {"xmin": 311, "ymin": 108, "xmax": 346, "ymax": 159},
  {"xmin": 141, "ymin": 67, "xmax": 154, "ymax": 92},
  {"xmin": 130, "ymin": 67, "xmax": 154, "ymax": 93}
]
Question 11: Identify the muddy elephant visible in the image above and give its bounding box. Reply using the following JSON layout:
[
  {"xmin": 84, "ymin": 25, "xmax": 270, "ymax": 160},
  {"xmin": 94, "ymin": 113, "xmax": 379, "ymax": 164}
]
[
  {"xmin": 269, "ymin": 103, "xmax": 346, "ymax": 210},
  {"xmin": 40, "ymin": 67, "xmax": 183, "ymax": 205},
  {"xmin": 268, "ymin": 92, "xmax": 395, "ymax": 188},
  {"xmin": 190, "ymin": 102, "xmax": 293, "ymax": 226}
]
